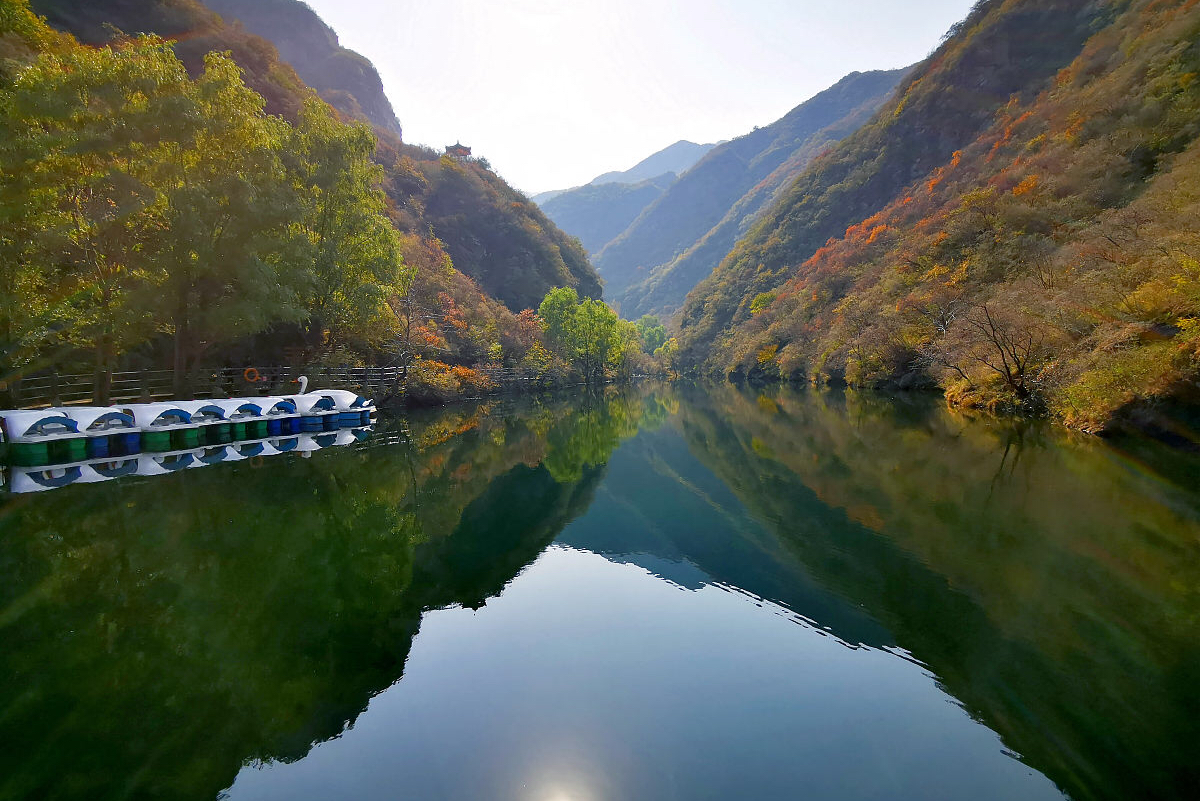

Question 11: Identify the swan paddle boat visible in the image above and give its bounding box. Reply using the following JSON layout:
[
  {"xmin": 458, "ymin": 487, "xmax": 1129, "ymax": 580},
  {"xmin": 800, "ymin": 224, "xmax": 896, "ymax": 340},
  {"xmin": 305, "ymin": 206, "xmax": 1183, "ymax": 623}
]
[{"xmin": 0, "ymin": 409, "xmax": 83, "ymax": 465}]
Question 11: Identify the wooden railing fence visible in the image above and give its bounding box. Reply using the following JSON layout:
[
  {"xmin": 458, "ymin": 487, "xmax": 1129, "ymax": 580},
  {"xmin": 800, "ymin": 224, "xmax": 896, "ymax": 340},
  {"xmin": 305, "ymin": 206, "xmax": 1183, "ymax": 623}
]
[
  {"xmin": 0, "ymin": 363, "xmax": 602, "ymax": 409},
  {"xmin": 1, "ymin": 366, "xmax": 406, "ymax": 409}
]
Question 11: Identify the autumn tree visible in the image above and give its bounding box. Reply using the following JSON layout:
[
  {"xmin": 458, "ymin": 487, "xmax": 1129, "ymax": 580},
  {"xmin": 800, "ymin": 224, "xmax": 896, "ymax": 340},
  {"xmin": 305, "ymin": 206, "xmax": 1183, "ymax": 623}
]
[{"xmin": 149, "ymin": 50, "xmax": 316, "ymax": 395}]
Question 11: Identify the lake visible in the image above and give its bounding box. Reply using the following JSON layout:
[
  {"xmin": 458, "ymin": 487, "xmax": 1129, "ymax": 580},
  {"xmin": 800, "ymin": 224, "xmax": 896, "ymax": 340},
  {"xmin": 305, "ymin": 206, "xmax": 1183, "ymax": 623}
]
[{"xmin": 1, "ymin": 382, "xmax": 1198, "ymax": 801}]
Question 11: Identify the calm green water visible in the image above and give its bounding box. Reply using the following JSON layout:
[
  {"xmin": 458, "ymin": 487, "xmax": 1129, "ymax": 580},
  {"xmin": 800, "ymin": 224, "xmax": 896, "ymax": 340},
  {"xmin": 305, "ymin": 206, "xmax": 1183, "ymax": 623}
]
[{"xmin": 2, "ymin": 383, "xmax": 1199, "ymax": 801}]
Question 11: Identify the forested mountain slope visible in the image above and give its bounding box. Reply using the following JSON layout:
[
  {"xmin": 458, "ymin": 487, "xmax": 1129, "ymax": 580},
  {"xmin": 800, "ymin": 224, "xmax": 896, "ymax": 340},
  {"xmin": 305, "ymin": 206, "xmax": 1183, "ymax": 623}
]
[
  {"xmin": 595, "ymin": 68, "xmax": 909, "ymax": 311},
  {"xmin": 538, "ymin": 173, "xmax": 675, "ymax": 255},
  {"xmin": 31, "ymin": 0, "xmax": 600, "ymax": 314},
  {"xmin": 383, "ymin": 144, "xmax": 602, "ymax": 311},
  {"xmin": 615, "ymin": 68, "xmax": 910, "ymax": 318},
  {"xmin": 31, "ymin": 0, "xmax": 400, "ymax": 136},
  {"xmin": 202, "ymin": 0, "xmax": 401, "ymax": 136},
  {"xmin": 680, "ymin": 0, "xmax": 1200, "ymax": 431}
]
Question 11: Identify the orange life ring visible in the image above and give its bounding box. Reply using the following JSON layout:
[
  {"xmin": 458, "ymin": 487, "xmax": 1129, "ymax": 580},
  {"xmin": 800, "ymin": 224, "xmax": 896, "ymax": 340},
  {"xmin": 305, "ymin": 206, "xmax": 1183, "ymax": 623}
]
[{"xmin": 243, "ymin": 367, "xmax": 261, "ymax": 383}]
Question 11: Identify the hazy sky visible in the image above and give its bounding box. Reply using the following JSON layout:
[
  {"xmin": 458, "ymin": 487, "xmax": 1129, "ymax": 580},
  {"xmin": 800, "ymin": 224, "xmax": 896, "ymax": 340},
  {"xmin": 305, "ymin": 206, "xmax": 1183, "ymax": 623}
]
[{"xmin": 304, "ymin": 0, "xmax": 977, "ymax": 194}]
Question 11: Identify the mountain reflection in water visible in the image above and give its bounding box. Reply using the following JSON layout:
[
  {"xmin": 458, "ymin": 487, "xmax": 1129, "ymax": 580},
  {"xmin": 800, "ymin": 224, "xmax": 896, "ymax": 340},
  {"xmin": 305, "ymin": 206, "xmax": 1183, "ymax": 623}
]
[{"xmin": 1, "ymin": 383, "xmax": 1198, "ymax": 801}]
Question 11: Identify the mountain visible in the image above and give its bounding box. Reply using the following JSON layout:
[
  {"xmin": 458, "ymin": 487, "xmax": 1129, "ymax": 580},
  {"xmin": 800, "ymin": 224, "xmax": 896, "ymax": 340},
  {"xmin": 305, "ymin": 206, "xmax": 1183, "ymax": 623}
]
[
  {"xmin": 678, "ymin": 0, "xmax": 1200, "ymax": 432},
  {"xmin": 531, "ymin": 140, "xmax": 715, "ymax": 206},
  {"xmin": 537, "ymin": 173, "xmax": 675, "ymax": 255},
  {"xmin": 529, "ymin": 139, "xmax": 718, "ymax": 247},
  {"xmin": 590, "ymin": 139, "xmax": 716, "ymax": 186},
  {"xmin": 191, "ymin": 0, "xmax": 598, "ymax": 310},
  {"xmin": 32, "ymin": 0, "xmax": 601, "ymax": 317},
  {"xmin": 383, "ymin": 144, "xmax": 602, "ymax": 311},
  {"xmin": 32, "ymin": 0, "xmax": 401, "ymax": 136},
  {"xmin": 529, "ymin": 187, "xmax": 567, "ymax": 205},
  {"xmin": 203, "ymin": 0, "xmax": 401, "ymax": 136},
  {"xmin": 610, "ymin": 68, "xmax": 910, "ymax": 317}
]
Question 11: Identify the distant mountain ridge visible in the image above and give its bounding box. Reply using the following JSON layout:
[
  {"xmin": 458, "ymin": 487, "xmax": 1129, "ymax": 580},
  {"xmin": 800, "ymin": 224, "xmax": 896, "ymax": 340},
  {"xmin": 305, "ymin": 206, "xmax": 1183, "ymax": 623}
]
[
  {"xmin": 590, "ymin": 140, "xmax": 716, "ymax": 186},
  {"xmin": 595, "ymin": 68, "xmax": 910, "ymax": 315},
  {"xmin": 538, "ymin": 173, "xmax": 676, "ymax": 255},
  {"xmin": 531, "ymin": 139, "xmax": 715, "ymax": 206}
]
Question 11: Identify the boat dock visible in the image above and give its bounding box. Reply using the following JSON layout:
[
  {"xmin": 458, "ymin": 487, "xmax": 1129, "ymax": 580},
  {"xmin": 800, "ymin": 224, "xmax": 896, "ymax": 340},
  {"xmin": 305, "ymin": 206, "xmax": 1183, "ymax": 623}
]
[{"xmin": 0, "ymin": 378, "xmax": 377, "ymax": 494}]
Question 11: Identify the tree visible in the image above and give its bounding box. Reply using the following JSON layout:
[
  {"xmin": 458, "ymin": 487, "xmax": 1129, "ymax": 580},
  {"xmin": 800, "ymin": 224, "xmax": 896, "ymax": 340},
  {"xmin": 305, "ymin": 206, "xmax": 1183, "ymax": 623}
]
[
  {"xmin": 287, "ymin": 98, "xmax": 410, "ymax": 351},
  {"xmin": 0, "ymin": 36, "xmax": 194, "ymax": 401},
  {"xmin": 635, "ymin": 315, "xmax": 667, "ymax": 354},
  {"xmin": 536, "ymin": 286, "xmax": 579, "ymax": 347},
  {"xmin": 654, "ymin": 337, "xmax": 680, "ymax": 374},
  {"xmin": 571, "ymin": 299, "xmax": 623, "ymax": 385},
  {"xmin": 953, "ymin": 302, "xmax": 1052, "ymax": 403},
  {"xmin": 150, "ymin": 50, "xmax": 311, "ymax": 395},
  {"xmin": 537, "ymin": 287, "xmax": 625, "ymax": 385}
]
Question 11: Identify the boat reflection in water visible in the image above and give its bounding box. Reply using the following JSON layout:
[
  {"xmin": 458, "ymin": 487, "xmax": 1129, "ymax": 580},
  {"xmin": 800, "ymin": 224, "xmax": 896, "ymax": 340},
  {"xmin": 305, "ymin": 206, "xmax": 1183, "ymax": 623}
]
[{"xmin": 5, "ymin": 428, "xmax": 375, "ymax": 493}]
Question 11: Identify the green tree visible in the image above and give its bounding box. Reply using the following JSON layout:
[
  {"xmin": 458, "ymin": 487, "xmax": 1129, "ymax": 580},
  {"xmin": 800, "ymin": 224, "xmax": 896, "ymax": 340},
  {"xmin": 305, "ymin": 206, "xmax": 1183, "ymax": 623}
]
[
  {"xmin": 635, "ymin": 315, "xmax": 667, "ymax": 354},
  {"xmin": 0, "ymin": 36, "xmax": 194, "ymax": 401},
  {"xmin": 537, "ymin": 287, "xmax": 625, "ymax": 385},
  {"xmin": 654, "ymin": 337, "xmax": 679, "ymax": 374},
  {"xmin": 287, "ymin": 98, "xmax": 410, "ymax": 350},
  {"xmin": 150, "ymin": 50, "xmax": 309, "ymax": 395},
  {"xmin": 536, "ymin": 286, "xmax": 579, "ymax": 346}
]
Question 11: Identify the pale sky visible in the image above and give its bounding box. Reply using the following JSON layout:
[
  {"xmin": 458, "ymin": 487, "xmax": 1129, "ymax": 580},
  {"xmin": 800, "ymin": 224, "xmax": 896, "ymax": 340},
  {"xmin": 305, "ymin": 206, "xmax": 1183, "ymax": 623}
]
[{"xmin": 304, "ymin": 0, "xmax": 977, "ymax": 195}]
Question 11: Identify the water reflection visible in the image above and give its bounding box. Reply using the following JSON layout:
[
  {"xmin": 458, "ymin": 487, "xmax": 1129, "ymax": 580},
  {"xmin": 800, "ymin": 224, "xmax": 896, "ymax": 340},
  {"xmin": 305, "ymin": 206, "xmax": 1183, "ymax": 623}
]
[
  {"xmin": 669, "ymin": 383, "xmax": 1200, "ymax": 801},
  {"xmin": 4, "ymin": 428, "xmax": 374, "ymax": 493},
  {"xmin": 1, "ymin": 383, "xmax": 1198, "ymax": 800},
  {"xmin": 0, "ymin": 391, "xmax": 655, "ymax": 801}
]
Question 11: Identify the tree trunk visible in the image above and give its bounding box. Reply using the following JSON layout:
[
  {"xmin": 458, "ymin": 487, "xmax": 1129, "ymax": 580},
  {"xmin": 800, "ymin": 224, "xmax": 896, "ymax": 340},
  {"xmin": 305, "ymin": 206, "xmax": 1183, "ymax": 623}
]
[
  {"xmin": 172, "ymin": 288, "xmax": 190, "ymax": 399},
  {"xmin": 93, "ymin": 338, "xmax": 112, "ymax": 406}
]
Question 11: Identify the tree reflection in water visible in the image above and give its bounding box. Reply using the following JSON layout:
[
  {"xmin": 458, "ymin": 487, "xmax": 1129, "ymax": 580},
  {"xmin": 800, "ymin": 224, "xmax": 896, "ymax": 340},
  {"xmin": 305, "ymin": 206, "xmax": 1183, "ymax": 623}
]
[{"xmin": 1, "ymin": 382, "xmax": 1198, "ymax": 801}]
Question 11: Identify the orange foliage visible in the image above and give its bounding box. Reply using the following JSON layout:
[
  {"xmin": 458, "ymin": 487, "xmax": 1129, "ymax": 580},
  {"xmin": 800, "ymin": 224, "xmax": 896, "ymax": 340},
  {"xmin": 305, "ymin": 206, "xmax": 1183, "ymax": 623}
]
[
  {"xmin": 451, "ymin": 364, "xmax": 495, "ymax": 390},
  {"xmin": 438, "ymin": 291, "xmax": 469, "ymax": 331},
  {"xmin": 1012, "ymin": 174, "xmax": 1040, "ymax": 196}
]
